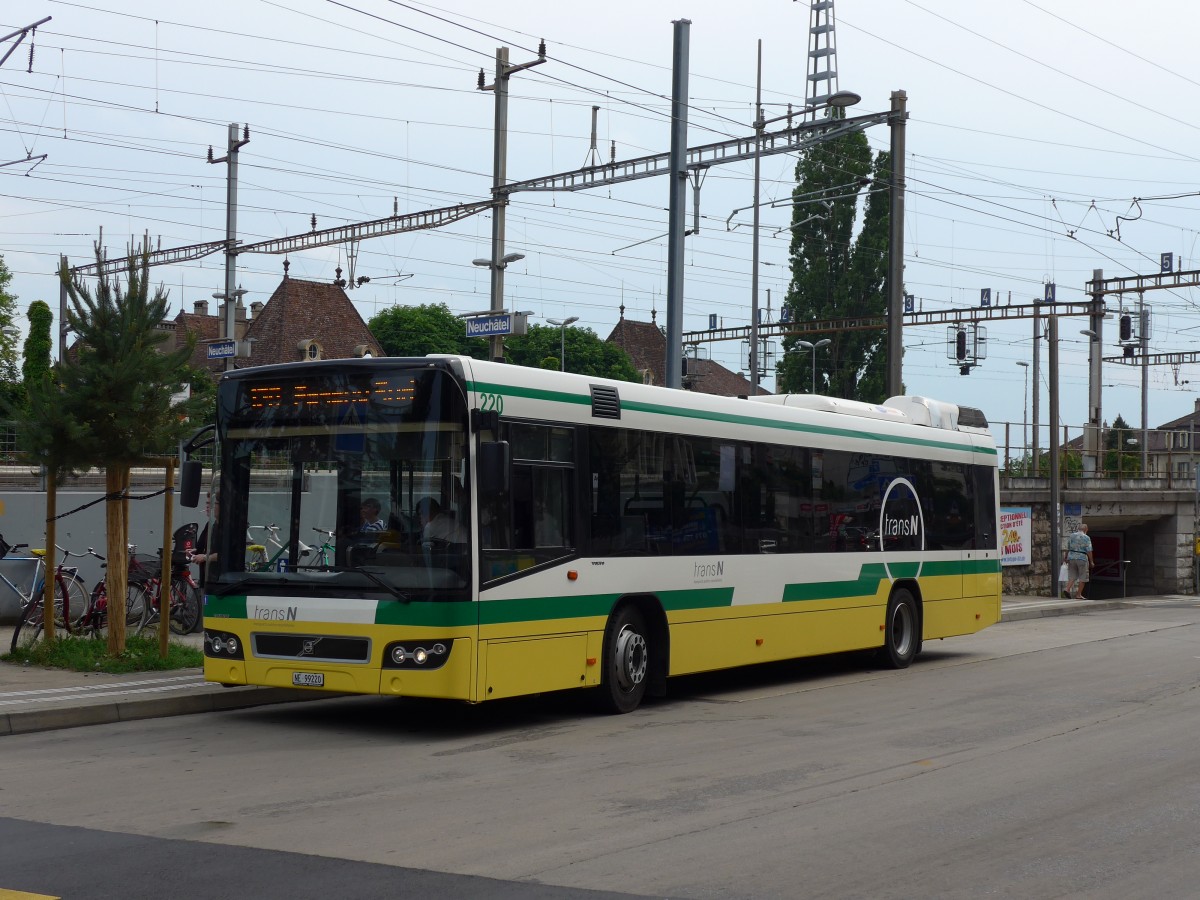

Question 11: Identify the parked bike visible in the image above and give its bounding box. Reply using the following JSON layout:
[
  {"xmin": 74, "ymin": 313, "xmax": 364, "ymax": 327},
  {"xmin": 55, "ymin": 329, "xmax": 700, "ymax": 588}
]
[
  {"xmin": 133, "ymin": 524, "xmax": 202, "ymax": 636},
  {"xmin": 3, "ymin": 536, "xmax": 89, "ymax": 652}
]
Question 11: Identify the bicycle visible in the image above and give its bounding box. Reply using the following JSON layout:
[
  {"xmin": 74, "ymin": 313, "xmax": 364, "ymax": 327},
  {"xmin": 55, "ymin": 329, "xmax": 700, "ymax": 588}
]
[
  {"xmin": 80, "ymin": 546, "xmax": 153, "ymax": 640},
  {"xmin": 310, "ymin": 527, "xmax": 336, "ymax": 568},
  {"xmin": 139, "ymin": 565, "xmax": 202, "ymax": 637},
  {"xmin": 246, "ymin": 524, "xmax": 311, "ymax": 572},
  {"xmin": 128, "ymin": 543, "xmax": 202, "ymax": 637},
  {"xmin": 4, "ymin": 537, "xmax": 89, "ymax": 653}
]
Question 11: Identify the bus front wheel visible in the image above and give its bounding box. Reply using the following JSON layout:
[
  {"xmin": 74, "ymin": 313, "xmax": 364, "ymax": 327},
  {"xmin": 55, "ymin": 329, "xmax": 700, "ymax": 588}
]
[
  {"xmin": 597, "ymin": 606, "xmax": 649, "ymax": 714},
  {"xmin": 881, "ymin": 587, "xmax": 919, "ymax": 669}
]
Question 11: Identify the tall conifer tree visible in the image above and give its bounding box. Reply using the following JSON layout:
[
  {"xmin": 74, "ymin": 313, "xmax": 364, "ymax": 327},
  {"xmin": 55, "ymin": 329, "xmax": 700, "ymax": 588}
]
[
  {"xmin": 779, "ymin": 120, "xmax": 891, "ymax": 402},
  {"xmin": 27, "ymin": 244, "xmax": 197, "ymax": 651}
]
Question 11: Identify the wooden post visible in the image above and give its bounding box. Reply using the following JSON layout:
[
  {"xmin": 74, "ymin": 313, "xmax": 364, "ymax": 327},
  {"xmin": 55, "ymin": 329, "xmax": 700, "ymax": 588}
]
[
  {"xmin": 159, "ymin": 458, "xmax": 175, "ymax": 658},
  {"xmin": 43, "ymin": 472, "xmax": 57, "ymax": 641}
]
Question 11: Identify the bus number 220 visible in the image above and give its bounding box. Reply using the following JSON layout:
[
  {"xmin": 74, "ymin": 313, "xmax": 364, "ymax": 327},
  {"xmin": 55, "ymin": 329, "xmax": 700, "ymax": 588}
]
[{"xmin": 479, "ymin": 393, "xmax": 504, "ymax": 414}]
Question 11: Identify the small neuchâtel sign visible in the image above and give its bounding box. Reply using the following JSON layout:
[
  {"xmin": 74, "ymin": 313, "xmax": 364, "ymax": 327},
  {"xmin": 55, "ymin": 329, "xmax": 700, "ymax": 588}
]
[
  {"xmin": 207, "ymin": 339, "xmax": 237, "ymax": 360},
  {"xmin": 465, "ymin": 313, "xmax": 515, "ymax": 338},
  {"xmin": 463, "ymin": 312, "xmax": 529, "ymax": 338}
]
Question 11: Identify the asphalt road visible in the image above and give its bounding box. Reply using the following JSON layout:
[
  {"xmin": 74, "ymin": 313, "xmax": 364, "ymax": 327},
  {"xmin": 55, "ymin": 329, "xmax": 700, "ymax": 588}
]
[{"xmin": 2, "ymin": 603, "xmax": 1198, "ymax": 899}]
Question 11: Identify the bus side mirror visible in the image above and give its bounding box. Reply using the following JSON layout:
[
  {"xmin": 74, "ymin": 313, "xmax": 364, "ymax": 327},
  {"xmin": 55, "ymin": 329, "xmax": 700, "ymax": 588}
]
[
  {"xmin": 471, "ymin": 408, "xmax": 500, "ymax": 434},
  {"xmin": 478, "ymin": 441, "xmax": 510, "ymax": 495},
  {"xmin": 180, "ymin": 460, "xmax": 203, "ymax": 508}
]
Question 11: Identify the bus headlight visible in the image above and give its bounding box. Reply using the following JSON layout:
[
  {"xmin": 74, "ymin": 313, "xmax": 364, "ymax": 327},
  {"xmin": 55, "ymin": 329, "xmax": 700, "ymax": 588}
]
[
  {"xmin": 205, "ymin": 629, "xmax": 245, "ymax": 660},
  {"xmin": 384, "ymin": 641, "xmax": 450, "ymax": 670}
]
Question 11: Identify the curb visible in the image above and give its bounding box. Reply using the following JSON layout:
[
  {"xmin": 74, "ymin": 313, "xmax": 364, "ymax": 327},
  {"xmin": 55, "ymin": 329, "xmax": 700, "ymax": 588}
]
[
  {"xmin": 0, "ymin": 684, "xmax": 331, "ymax": 737},
  {"xmin": 1000, "ymin": 599, "xmax": 1128, "ymax": 623}
]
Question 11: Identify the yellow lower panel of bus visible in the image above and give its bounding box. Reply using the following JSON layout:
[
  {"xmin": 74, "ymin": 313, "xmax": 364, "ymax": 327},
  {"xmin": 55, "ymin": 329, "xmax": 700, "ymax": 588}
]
[
  {"xmin": 669, "ymin": 604, "xmax": 883, "ymax": 676},
  {"xmin": 205, "ymin": 636, "xmax": 476, "ymax": 701},
  {"xmin": 923, "ymin": 595, "xmax": 1000, "ymax": 639},
  {"xmin": 205, "ymin": 658, "xmax": 247, "ymax": 686},
  {"xmin": 480, "ymin": 633, "xmax": 594, "ymax": 700}
]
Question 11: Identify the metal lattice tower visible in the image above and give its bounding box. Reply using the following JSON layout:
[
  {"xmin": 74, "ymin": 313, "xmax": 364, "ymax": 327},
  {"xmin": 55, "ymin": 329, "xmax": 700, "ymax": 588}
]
[{"xmin": 807, "ymin": 1, "xmax": 840, "ymax": 110}]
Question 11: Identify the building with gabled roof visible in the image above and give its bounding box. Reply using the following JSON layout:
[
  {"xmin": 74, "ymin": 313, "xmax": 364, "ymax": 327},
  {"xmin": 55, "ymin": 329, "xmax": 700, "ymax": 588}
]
[
  {"xmin": 606, "ymin": 307, "xmax": 769, "ymax": 397},
  {"xmin": 242, "ymin": 268, "xmax": 381, "ymax": 367},
  {"xmin": 167, "ymin": 264, "xmax": 381, "ymax": 376}
]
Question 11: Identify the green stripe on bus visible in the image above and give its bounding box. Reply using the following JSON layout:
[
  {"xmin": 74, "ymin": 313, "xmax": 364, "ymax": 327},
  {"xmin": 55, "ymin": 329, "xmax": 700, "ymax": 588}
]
[
  {"xmin": 469, "ymin": 380, "xmax": 592, "ymax": 407},
  {"xmin": 464, "ymin": 380, "xmax": 996, "ymax": 457},
  {"xmin": 621, "ymin": 399, "xmax": 995, "ymax": 456},
  {"xmin": 782, "ymin": 564, "xmax": 888, "ymax": 602},
  {"xmin": 204, "ymin": 595, "xmax": 247, "ymax": 618},
  {"xmin": 921, "ymin": 558, "xmax": 1001, "ymax": 577},
  {"xmin": 374, "ymin": 602, "xmax": 478, "ymax": 627},
  {"xmin": 476, "ymin": 586, "xmax": 735, "ymax": 625},
  {"xmin": 479, "ymin": 593, "xmax": 618, "ymax": 624},
  {"xmin": 782, "ymin": 557, "xmax": 1001, "ymax": 603}
]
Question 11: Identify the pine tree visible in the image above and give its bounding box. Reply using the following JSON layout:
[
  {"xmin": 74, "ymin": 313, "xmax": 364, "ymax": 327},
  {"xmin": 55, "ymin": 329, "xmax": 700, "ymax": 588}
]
[
  {"xmin": 779, "ymin": 121, "xmax": 891, "ymax": 402},
  {"xmin": 29, "ymin": 244, "xmax": 197, "ymax": 652}
]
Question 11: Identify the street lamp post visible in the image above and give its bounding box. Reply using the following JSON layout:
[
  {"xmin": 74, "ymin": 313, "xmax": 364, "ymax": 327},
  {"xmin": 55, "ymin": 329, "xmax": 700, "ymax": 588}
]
[
  {"xmin": 796, "ymin": 338, "xmax": 831, "ymax": 394},
  {"xmin": 212, "ymin": 286, "xmax": 248, "ymax": 371},
  {"xmin": 471, "ymin": 252, "xmax": 525, "ymax": 361},
  {"xmin": 1080, "ymin": 328, "xmax": 1099, "ymax": 475},
  {"xmin": 1049, "ymin": 315, "xmax": 1061, "ymax": 597},
  {"xmin": 1016, "ymin": 361, "xmax": 1030, "ymax": 469},
  {"xmin": 547, "ymin": 316, "xmax": 578, "ymax": 371}
]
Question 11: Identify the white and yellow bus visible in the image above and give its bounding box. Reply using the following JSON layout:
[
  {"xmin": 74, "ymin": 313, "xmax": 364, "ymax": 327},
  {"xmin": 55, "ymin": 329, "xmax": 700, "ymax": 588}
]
[{"xmin": 191, "ymin": 355, "xmax": 1000, "ymax": 713}]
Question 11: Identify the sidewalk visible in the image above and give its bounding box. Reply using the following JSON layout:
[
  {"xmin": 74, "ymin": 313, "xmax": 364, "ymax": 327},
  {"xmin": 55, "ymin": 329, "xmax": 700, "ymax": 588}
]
[
  {"xmin": 0, "ymin": 594, "xmax": 1174, "ymax": 736},
  {"xmin": 0, "ymin": 626, "xmax": 323, "ymax": 736}
]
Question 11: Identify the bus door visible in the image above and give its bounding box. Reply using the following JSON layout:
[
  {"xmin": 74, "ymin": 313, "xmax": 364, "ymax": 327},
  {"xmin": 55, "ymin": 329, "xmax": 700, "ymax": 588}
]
[{"xmin": 964, "ymin": 461, "xmax": 1000, "ymax": 598}]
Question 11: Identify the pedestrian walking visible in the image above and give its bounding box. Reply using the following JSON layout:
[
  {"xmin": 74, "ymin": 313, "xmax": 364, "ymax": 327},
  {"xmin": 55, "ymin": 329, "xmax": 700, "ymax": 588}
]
[{"xmin": 1063, "ymin": 522, "xmax": 1094, "ymax": 600}]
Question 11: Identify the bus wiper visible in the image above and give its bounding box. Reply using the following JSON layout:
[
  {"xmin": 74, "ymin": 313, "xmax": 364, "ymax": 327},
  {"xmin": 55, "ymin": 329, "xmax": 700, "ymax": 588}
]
[
  {"xmin": 350, "ymin": 566, "xmax": 412, "ymax": 602},
  {"xmin": 211, "ymin": 574, "xmax": 296, "ymax": 596},
  {"xmin": 300, "ymin": 564, "xmax": 411, "ymax": 603}
]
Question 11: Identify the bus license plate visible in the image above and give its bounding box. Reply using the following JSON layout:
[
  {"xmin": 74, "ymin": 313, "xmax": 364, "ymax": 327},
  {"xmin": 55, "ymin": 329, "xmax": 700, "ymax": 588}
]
[{"xmin": 292, "ymin": 672, "xmax": 324, "ymax": 687}]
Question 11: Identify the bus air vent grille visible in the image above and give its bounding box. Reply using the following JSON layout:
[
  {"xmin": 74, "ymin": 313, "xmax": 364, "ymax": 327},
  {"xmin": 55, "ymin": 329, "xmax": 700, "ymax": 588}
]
[
  {"xmin": 590, "ymin": 385, "xmax": 621, "ymax": 419},
  {"xmin": 957, "ymin": 406, "xmax": 988, "ymax": 428}
]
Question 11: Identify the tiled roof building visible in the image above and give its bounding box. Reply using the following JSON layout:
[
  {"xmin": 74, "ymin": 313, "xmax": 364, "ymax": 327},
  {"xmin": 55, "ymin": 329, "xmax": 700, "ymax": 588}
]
[
  {"xmin": 606, "ymin": 308, "xmax": 769, "ymax": 397},
  {"xmin": 242, "ymin": 274, "xmax": 381, "ymax": 367},
  {"xmin": 166, "ymin": 267, "xmax": 381, "ymax": 376}
]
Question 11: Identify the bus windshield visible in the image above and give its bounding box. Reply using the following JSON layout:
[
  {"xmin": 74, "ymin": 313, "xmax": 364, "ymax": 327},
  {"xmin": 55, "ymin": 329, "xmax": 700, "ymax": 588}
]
[{"xmin": 209, "ymin": 362, "xmax": 472, "ymax": 603}]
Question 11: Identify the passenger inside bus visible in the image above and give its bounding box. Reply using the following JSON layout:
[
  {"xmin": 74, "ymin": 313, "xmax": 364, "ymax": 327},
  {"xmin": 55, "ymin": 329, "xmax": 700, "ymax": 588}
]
[{"xmin": 418, "ymin": 497, "xmax": 466, "ymax": 545}]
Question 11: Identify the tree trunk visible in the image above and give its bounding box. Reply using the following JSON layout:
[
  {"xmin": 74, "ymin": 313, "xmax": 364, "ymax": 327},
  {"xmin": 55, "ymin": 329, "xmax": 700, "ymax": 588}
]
[
  {"xmin": 43, "ymin": 474, "xmax": 57, "ymax": 641},
  {"xmin": 105, "ymin": 465, "xmax": 130, "ymax": 654}
]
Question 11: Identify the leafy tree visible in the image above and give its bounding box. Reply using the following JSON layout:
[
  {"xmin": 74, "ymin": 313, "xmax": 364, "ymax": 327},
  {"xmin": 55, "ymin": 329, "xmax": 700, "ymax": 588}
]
[
  {"xmin": 182, "ymin": 363, "xmax": 218, "ymax": 428},
  {"xmin": 779, "ymin": 119, "xmax": 891, "ymax": 402},
  {"xmin": 506, "ymin": 324, "xmax": 638, "ymax": 381},
  {"xmin": 1105, "ymin": 414, "xmax": 1135, "ymax": 450},
  {"xmin": 23, "ymin": 244, "xmax": 198, "ymax": 652},
  {"xmin": 1103, "ymin": 413, "xmax": 1141, "ymax": 476},
  {"xmin": 368, "ymin": 303, "xmax": 639, "ymax": 382},
  {"xmin": 22, "ymin": 300, "xmax": 53, "ymax": 393},
  {"xmin": 368, "ymin": 302, "xmax": 488, "ymax": 358},
  {"xmin": 0, "ymin": 254, "xmax": 21, "ymax": 410}
]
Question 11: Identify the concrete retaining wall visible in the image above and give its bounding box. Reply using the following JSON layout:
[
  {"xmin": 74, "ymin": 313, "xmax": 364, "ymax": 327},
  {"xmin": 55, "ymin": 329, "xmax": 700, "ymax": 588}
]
[{"xmin": 0, "ymin": 489, "xmax": 199, "ymax": 623}]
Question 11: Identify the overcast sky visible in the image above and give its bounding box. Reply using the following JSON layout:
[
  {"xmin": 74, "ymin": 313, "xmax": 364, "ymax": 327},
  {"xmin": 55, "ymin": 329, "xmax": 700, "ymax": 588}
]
[{"xmin": 2, "ymin": 0, "xmax": 1198, "ymax": 449}]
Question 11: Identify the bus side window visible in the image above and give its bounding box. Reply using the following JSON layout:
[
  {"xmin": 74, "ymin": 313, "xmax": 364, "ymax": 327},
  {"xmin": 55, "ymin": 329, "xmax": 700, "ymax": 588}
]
[
  {"xmin": 972, "ymin": 465, "xmax": 997, "ymax": 549},
  {"xmin": 511, "ymin": 466, "xmax": 534, "ymax": 549},
  {"xmin": 513, "ymin": 465, "xmax": 571, "ymax": 550}
]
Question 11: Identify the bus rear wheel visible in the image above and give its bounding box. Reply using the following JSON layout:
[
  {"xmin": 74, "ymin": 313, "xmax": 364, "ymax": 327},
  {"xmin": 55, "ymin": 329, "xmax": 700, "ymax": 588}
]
[
  {"xmin": 597, "ymin": 606, "xmax": 649, "ymax": 714},
  {"xmin": 881, "ymin": 587, "xmax": 919, "ymax": 669}
]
